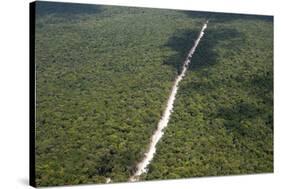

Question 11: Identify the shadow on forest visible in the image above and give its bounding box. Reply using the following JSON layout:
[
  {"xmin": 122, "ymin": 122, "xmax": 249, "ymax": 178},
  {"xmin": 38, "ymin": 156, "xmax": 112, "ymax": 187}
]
[
  {"xmin": 190, "ymin": 27, "xmax": 244, "ymax": 71},
  {"xmin": 36, "ymin": 1, "xmax": 102, "ymax": 16},
  {"xmin": 163, "ymin": 27, "xmax": 243, "ymax": 73},
  {"xmin": 216, "ymin": 98, "xmax": 273, "ymax": 134},
  {"xmin": 251, "ymin": 72, "xmax": 273, "ymax": 99},
  {"xmin": 163, "ymin": 29, "xmax": 199, "ymax": 74},
  {"xmin": 218, "ymin": 102, "xmax": 263, "ymax": 123},
  {"xmin": 163, "ymin": 12, "xmax": 273, "ymax": 136},
  {"xmin": 183, "ymin": 11, "xmax": 273, "ymax": 23}
]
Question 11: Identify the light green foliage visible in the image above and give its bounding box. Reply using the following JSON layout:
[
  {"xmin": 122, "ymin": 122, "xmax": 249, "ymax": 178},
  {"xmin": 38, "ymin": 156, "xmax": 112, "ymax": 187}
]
[
  {"xmin": 35, "ymin": 2, "xmax": 204, "ymax": 186},
  {"xmin": 35, "ymin": 2, "xmax": 273, "ymax": 186},
  {"xmin": 145, "ymin": 14, "xmax": 273, "ymax": 180}
]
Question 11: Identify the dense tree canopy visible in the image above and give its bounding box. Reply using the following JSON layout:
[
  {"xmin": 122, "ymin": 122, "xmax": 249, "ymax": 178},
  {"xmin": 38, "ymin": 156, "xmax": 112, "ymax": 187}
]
[
  {"xmin": 35, "ymin": 2, "xmax": 205, "ymax": 186},
  {"xmin": 145, "ymin": 15, "xmax": 273, "ymax": 180},
  {"xmin": 35, "ymin": 2, "xmax": 273, "ymax": 186}
]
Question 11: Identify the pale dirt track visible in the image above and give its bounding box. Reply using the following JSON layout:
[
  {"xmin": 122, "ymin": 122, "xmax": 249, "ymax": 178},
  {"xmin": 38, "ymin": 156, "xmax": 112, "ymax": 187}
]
[{"xmin": 129, "ymin": 20, "xmax": 209, "ymax": 182}]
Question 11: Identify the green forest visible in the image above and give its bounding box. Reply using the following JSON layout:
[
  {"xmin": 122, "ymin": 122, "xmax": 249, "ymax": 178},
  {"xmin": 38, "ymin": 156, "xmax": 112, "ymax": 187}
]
[
  {"xmin": 34, "ymin": 1, "xmax": 273, "ymax": 186},
  {"xmin": 145, "ymin": 15, "xmax": 273, "ymax": 180}
]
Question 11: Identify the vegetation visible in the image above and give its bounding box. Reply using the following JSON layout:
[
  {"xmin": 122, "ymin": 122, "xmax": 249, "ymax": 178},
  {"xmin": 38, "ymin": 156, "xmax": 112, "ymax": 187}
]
[
  {"xmin": 144, "ymin": 14, "xmax": 273, "ymax": 180},
  {"xmin": 35, "ymin": 2, "xmax": 273, "ymax": 186},
  {"xmin": 35, "ymin": 2, "xmax": 205, "ymax": 186}
]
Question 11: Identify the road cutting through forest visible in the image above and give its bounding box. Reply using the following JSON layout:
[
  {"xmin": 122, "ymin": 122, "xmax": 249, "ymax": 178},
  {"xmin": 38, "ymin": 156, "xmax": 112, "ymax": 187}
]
[{"xmin": 129, "ymin": 20, "xmax": 209, "ymax": 182}]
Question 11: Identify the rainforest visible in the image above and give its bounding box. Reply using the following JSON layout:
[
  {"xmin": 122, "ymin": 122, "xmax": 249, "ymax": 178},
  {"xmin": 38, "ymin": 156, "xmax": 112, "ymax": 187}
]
[{"xmin": 34, "ymin": 1, "xmax": 273, "ymax": 186}]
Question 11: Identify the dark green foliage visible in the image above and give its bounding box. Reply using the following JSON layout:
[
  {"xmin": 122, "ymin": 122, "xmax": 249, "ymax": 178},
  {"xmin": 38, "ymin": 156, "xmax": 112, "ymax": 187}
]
[
  {"xmin": 35, "ymin": 2, "xmax": 204, "ymax": 186},
  {"xmin": 145, "ymin": 15, "xmax": 273, "ymax": 180},
  {"xmin": 35, "ymin": 2, "xmax": 273, "ymax": 186}
]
